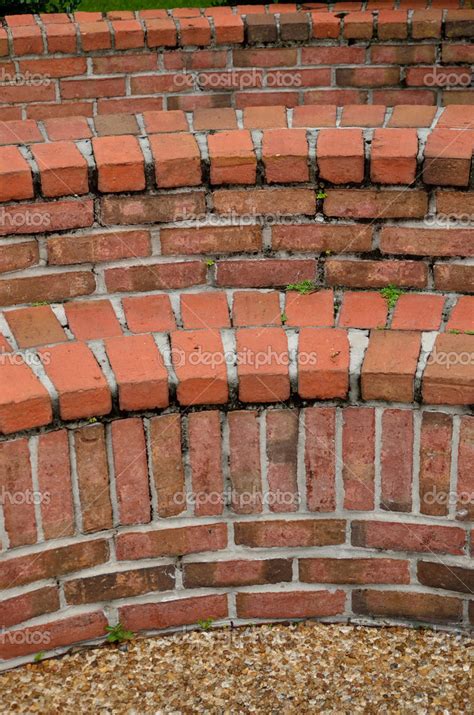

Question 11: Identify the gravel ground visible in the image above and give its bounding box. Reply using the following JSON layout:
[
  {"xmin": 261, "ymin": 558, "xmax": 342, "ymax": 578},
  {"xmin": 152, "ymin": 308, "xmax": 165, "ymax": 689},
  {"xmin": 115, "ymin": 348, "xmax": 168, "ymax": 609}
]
[{"xmin": 0, "ymin": 622, "xmax": 472, "ymax": 714}]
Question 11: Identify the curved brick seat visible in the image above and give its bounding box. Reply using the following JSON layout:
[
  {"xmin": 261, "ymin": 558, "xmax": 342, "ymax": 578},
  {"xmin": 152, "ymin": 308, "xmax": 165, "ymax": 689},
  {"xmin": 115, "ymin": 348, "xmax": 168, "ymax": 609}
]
[{"xmin": 0, "ymin": 1, "xmax": 473, "ymax": 670}]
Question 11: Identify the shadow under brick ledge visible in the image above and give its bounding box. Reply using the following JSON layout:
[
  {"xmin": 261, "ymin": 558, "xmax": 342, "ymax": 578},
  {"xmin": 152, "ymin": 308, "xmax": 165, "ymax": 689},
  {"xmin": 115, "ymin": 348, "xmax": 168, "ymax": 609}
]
[{"xmin": 0, "ymin": 0, "xmax": 472, "ymax": 670}]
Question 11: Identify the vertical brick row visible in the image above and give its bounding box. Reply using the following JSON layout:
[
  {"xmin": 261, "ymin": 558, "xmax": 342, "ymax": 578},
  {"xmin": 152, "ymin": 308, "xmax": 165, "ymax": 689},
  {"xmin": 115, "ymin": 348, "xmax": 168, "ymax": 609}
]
[
  {"xmin": 266, "ymin": 410, "xmax": 299, "ymax": 513},
  {"xmin": 188, "ymin": 411, "xmax": 224, "ymax": 517},
  {"xmin": 74, "ymin": 424, "xmax": 113, "ymax": 533},
  {"xmin": 0, "ymin": 439, "xmax": 37, "ymax": 547},
  {"xmin": 342, "ymin": 408, "xmax": 375, "ymax": 511},
  {"xmin": 419, "ymin": 413, "xmax": 452, "ymax": 517},
  {"xmin": 304, "ymin": 407, "xmax": 336, "ymax": 512},
  {"xmin": 380, "ymin": 409, "xmax": 413, "ymax": 513},
  {"xmin": 149, "ymin": 414, "xmax": 186, "ymax": 517},
  {"xmin": 37, "ymin": 430, "xmax": 75, "ymax": 539},
  {"xmin": 228, "ymin": 411, "xmax": 262, "ymax": 514},
  {"xmin": 111, "ymin": 418, "xmax": 151, "ymax": 526}
]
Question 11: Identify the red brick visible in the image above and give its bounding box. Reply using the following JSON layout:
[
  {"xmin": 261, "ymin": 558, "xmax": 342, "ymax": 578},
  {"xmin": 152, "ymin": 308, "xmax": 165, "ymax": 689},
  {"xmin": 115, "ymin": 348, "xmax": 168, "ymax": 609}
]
[
  {"xmin": 446, "ymin": 297, "xmax": 474, "ymax": 333},
  {"xmin": 232, "ymin": 291, "xmax": 281, "ymax": 327},
  {"xmin": 111, "ymin": 19, "xmax": 144, "ymax": 49},
  {"xmin": 236, "ymin": 327, "xmax": 290, "ymax": 403},
  {"xmin": 391, "ymin": 293, "xmax": 444, "ymax": 331},
  {"xmin": 0, "ymin": 271, "xmax": 95, "ymax": 307},
  {"xmin": 43, "ymin": 116, "xmax": 92, "ymax": 141},
  {"xmin": 105, "ymin": 262, "xmax": 206, "ymax": 295},
  {"xmin": 419, "ymin": 412, "xmax": 452, "ymax": 518},
  {"xmin": 19, "ymin": 57, "xmax": 86, "ymax": 78},
  {"xmin": 424, "ymin": 129, "xmax": 474, "ymax": 187},
  {"xmin": 93, "ymin": 54, "xmax": 157, "ymax": 75},
  {"xmin": 145, "ymin": 19, "xmax": 177, "ymax": 48},
  {"xmin": 388, "ymin": 105, "xmax": 437, "ymax": 128},
  {"xmin": 143, "ymin": 109, "xmax": 187, "ymax": 134},
  {"xmin": 372, "ymin": 45, "xmax": 436, "ymax": 64},
  {"xmin": 64, "ymin": 565, "xmax": 173, "ymax": 605},
  {"xmin": 188, "ymin": 411, "xmax": 224, "ymax": 517},
  {"xmin": 213, "ymin": 188, "xmax": 315, "ymax": 217},
  {"xmin": 214, "ymin": 14, "xmax": 244, "ymax": 43},
  {"xmin": 343, "ymin": 11, "xmax": 373, "ymax": 39},
  {"xmin": 74, "ymin": 424, "xmax": 113, "ymax": 533},
  {"xmin": 243, "ymin": 108, "xmax": 287, "ymax": 131},
  {"xmin": 0, "ymin": 146, "xmax": 34, "ymax": 202},
  {"xmin": 0, "ymin": 241, "xmax": 38, "ymax": 275},
  {"xmin": 0, "ymin": 539, "xmax": 109, "ymax": 589},
  {"xmin": 441, "ymin": 44, "xmax": 474, "ymax": 64},
  {"xmin": 406, "ymin": 66, "xmax": 471, "ymax": 88},
  {"xmin": 262, "ymin": 129, "xmax": 308, "ymax": 183},
  {"xmin": 233, "ymin": 48, "xmax": 297, "ymax": 68},
  {"xmin": 37, "ymin": 430, "xmax": 74, "ymax": 540},
  {"xmin": 184, "ymin": 559, "xmax": 291, "ymax": 588},
  {"xmin": 0, "ymin": 119, "xmax": 42, "ymax": 146},
  {"xmin": 149, "ymin": 133, "xmax": 201, "ymax": 188},
  {"xmin": 434, "ymin": 263, "xmax": 474, "ymax": 293},
  {"xmin": 352, "ymin": 520, "xmax": 466, "ymax": 555},
  {"xmin": 284, "ymin": 290, "xmax": 334, "ymax": 328},
  {"xmin": 0, "ymin": 611, "xmax": 107, "ymax": 660},
  {"xmin": 337, "ymin": 67, "xmax": 399, "ymax": 87},
  {"xmin": 340, "ymin": 105, "xmax": 386, "ymax": 127},
  {"xmin": 39, "ymin": 342, "xmax": 111, "ymax": 421},
  {"xmin": 302, "ymin": 47, "xmax": 364, "ymax": 65},
  {"xmin": 0, "ymin": 586, "xmax": 59, "ymax": 630},
  {"xmin": 343, "ymin": 408, "xmax": 375, "ymax": 510},
  {"xmin": 311, "ymin": 12, "xmax": 340, "ymax": 39},
  {"xmin": 48, "ymin": 229, "xmax": 151, "ymax": 266},
  {"xmin": 161, "ymin": 225, "xmax": 261, "ymax": 256},
  {"xmin": 304, "ymin": 89, "xmax": 368, "ymax": 105},
  {"xmin": 457, "ymin": 416, "xmax": 474, "ymax": 521},
  {"xmin": 93, "ymin": 135, "xmax": 145, "ymax": 192},
  {"xmin": 94, "ymin": 113, "xmax": 139, "ymax": 137},
  {"xmin": 78, "ymin": 22, "xmax": 112, "ymax": 51},
  {"xmin": 0, "ymin": 358, "xmax": 52, "ymax": 434},
  {"xmin": 246, "ymin": 13, "xmax": 277, "ymax": 43},
  {"xmin": 373, "ymin": 89, "xmax": 436, "ymax": 105},
  {"xmin": 338, "ymin": 291, "xmax": 387, "ymax": 329},
  {"xmin": 381, "ymin": 226, "xmax": 474, "ymax": 258},
  {"xmin": 116, "ymin": 523, "xmax": 227, "ymax": 560},
  {"xmin": 266, "ymin": 410, "xmax": 299, "ymax": 513},
  {"xmin": 298, "ymin": 328, "xmax": 349, "ymax": 399},
  {"xmin": 380, "ymin": 409, "xmax": 413, "ymax": 512},
  {"xmin": 179, "ymin": 17, "xmax": 211, "ymax": 45},
  {"xmin": 0, "ymin": 197, "xmax": 93, "ymax": 238},
  {"xmin": 106, "ymin": 335, "xmax": 169, "ymax": 411},
  {"xmin": 292, "ymin": 104, "xmax": 337, "ymax": 127},
  {"xmin": 326, "ymin": 259, "xmax": 428, "ymax": 289},
  {"xmin": 11, "ymin": 25, "xmax": 44, "ymax": 55},
  {"xmin": 361, "ymin": 330, "xmax": 421, "ymax": 402},
  {"xmin": 217, "ymin": 259, "xmax": 315, "ymax": 289},
  {"xmin": 181, "ymin": 293, "xmax": 230, "ymax": 329},
  {"xmin": 377, "ymin": 10, "xmax": 407, "ymax": 39},
  {"xmin": 98, "ymin": 98, "xmax": 163, "ymax": 115},
  {"xmin": 371, "ymin": 129, "xmax": 418, "ymax": 184},
  {"xmin": 273, "ymin": 224, "xmax": 372, "ymax": 254},
  {"xmin": 417, "ymin": 561, "xmax": 473, "ymax": 595},
  {"xmin": 171, "ymin": 329, "xmax": 228, "ymax": 405},
  {"xmin": 317, "ymin": 129, "xmax": 364, "ymax": 183},
  {"xmin": 234, "ymin": 518, "xmax": 346, "ymax": 548},
  {"xmin": 352, "ymin": 589, "xmax": 462, "ymax": 624},
  {"xmin": 228, "ymin": 410, "xmax": 262, "ymax": 514},
  {"xmin": 445, "ymin": 9, "xmax": 474, "ymax": 38},
  {"xmin": 120, "ymin": 594, "xmax": 227, "ymax": 633},
  {"xmin": 438, "ymin": 105, "xmax": 474, "ymax": 130},
  {"xmin": 61, "ymin": 77, "xmax": 125, "ymax": 100},
  {"xmin": 45, "ymin": 23, "xmax": 77, "ymax": 53},
  {"xmin": 122, "ymin": 294, "xmax": 176, "ymax": 334},
  {"xmin": 0, "ymin": 439, "xmax": 36, "ymax": 547},
  {"xmin": 65, "ymin": 300, "xmax": 122, "ymax": 341},
  {"xmin": 149, "ymin": 414, "xmax": 186, "ymax": 518},
  {"xmin": 193, "ymin": 108, "xmax": 237, "ymax": 131},
  {"xmin": 300, "ymin": 557, "xmax": 410, "ymax": 584},
  {"xmin": 0, "ymin": 82, "xmax": 55, "ymax": 105},
  {"xmin": 28, "ymin": 102, "xmax": 94, "ymax": 121},
  {"xmin": 412, "ymin": 9, "xmax": 442, "ymax": 38},
  {"xmin": 207, "ymin": 130, "xmax": 256, "ymax": 185},
  {"xmin": 236, "ymin": 590, "xmax": 345, "ymax": 619},
  {"xmin": 304, "ymin": 407, "xmax": 336, "ymax": 512},
  {"xmin": 423, "ymin": 333, "xmax": 474, "ymax": 405}
]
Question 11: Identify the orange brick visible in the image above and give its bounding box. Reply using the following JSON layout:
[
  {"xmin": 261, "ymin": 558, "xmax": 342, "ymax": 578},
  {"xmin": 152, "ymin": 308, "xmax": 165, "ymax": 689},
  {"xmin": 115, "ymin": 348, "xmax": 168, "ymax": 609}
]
[
  {"xmin": 37, "ymin": 429, "xmax": 75, "ymax": 539},
  {"xmin": 31, "ymin": 141, "xmax": 88, "ymax": 197},
  {"xmin": 391, "ymin": 294, "xmax": 445, "ymax": 331},
  {"xmin": 122, "ymin": 294, "xmax": 176, "ymax": 333},
  {"xmin": 39, "ymin": 342, "xmax": 111, "ymax": 420},
  {"xmin": 92, "ymin": 135, "xmax": 145, "ymax": 192},
  {"xmin": 243, "ymin": 105, "xmax": 287, "ymax": 129},
  {"xmin": 446, "ymin": 296, "xmax": 474, "ymax": 333},
  {"xmin": 262, "ymin": 128, "xmax": 308, "ymax": 183},
  {"xmin": 105, "ymin": 334, "xmax": 169, "ymax": 411},
  {"xmin": 149, "ymin": 133, "xmax": 201, "ymax": 188},
  {"xmin": 371, "ymin": 128, "xmax": 418, "ymax": 184},
  {"xmin": 317, "ymin": 129, "xmax": 364, "ymax": 183},
  {"xmin": 43, "ymin": 116, "xmax": 92, "ymax": 141},
  {"xmin": 111, "ymin": 19, "xmax": 144, "ymax": 49},
  {"xmin": 236, "ymin": 327, "xmax": 290, "ymax": 403},
  {"xmin": 0, "ymin": 146, "xmax": 33, "ymax": 202},
  {"xmin": 65, "ymin": 300, "xmax": 122, "ymax": 341},
  {"xmin": 188, "ymin": 411, "xmax": 224, "ymax": 516},
  {"xmin": 298, "ymin": 328, "xmax": 349, "ymax": 399},
  {"xmin": 338, "ymin": 291, "xmax": 388, "ymax": 329},
  {"xmin": 4, "ymin": 306, "xmax": 67, "ymax": 348},
  {"xmin": 149, "ymin": 413, "xmax": 186, "ymax": 517},
  {"xmin": 424, "ymin": 129, "xmax": 474, "ymax": 187},
  {"xmin": 423, "ymin": 333, "xmax": 474, "ymax": 405},
  {"xmin": 285, "ymin": 290, "xmax": 334, "ymax": 327},
  {"xmin": 361, "ymin": 330, "xmax": 421, "ymax": 402},
  {"xmin": 0, "ymin": 439, "xmax": 37, "ymax": 547},
  {"xmin": 143, "ymin": 109, "xmax": 187, "ymax": 133},
  {"xmin": 78, "ymin": 22, "xmax": 112, "ymax": 51},
  {"xmin": 232, "ymin": 291, "xmax": 281, "ymax": 327},
  {"xmin": 208, "ymin": 130, "xmax": 256, "ymax": 185},
  {"xmin": 343, "ymin": 11, "xmax": 373, "ymax": 39},
  {"xmin": 178, "ymin": 16, "xmax": 211, "ymax": 45},
  {"xmin": 171, "ymin": 329, "xmax": 228, "ymax": 405},
  {"xmin": 340, "ymin": 105, "xmax": 386, "ymax": 127},
  {"xmin": 0, "ymin": 358, "xmax": 52, "ymax": 434},
  {"xmin": 292, "ymin": 104, "xmax": 337, "ymax": 127},
  {"xmin": 388, "ymin": 105, "xmax": 437, "ymax": 128},
  {"xmin": 181, "ymin": 292, "xmax": 230, "ymax": 329}
]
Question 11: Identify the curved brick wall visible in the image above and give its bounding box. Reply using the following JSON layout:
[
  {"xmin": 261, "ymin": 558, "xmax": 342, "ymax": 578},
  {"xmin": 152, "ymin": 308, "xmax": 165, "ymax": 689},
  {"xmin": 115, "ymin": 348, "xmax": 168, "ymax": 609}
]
[{"xmin": 0, "ymin": 1, "xmax": 473, "ymax": 670}]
